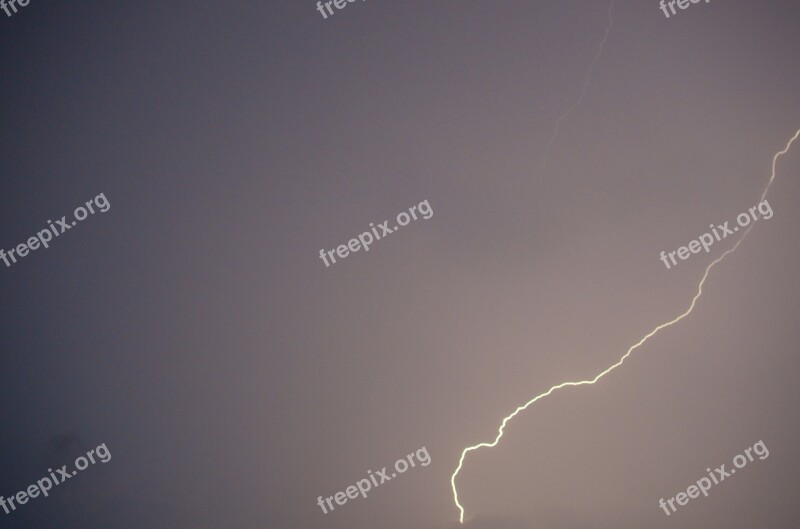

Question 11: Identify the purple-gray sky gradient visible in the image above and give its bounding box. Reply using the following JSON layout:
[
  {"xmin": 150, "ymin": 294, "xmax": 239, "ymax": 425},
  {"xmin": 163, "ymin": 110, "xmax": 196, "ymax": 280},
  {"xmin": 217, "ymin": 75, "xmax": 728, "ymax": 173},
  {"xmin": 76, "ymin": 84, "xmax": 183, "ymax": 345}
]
[{"xmin": 1, "ymin": 1, "xmax": 799, "ymax": 527}]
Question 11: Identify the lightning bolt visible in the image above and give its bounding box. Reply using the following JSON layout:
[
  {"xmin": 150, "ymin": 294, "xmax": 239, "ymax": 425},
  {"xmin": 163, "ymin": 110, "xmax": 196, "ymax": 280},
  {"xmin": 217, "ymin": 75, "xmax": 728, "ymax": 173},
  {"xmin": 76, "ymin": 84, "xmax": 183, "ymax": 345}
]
[
  {"xmin": 538, "ymin": 0, "xmax": 615, "ymax": 173},
  {"xmin": 450, "ymin": 128, "xmax": 800, "ymax": 524}
]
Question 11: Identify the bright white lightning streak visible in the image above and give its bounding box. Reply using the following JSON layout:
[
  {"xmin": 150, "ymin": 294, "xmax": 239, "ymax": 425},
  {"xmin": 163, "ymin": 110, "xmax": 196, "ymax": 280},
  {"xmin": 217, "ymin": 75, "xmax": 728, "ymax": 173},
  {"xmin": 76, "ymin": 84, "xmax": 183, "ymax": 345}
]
[
  {"xmin": 451, "ymin": 128, "xmax": 800, "ymax": 523},
  {"xmin": 538, "ymin": 0, "xmax": 615, "ymax": 173}
]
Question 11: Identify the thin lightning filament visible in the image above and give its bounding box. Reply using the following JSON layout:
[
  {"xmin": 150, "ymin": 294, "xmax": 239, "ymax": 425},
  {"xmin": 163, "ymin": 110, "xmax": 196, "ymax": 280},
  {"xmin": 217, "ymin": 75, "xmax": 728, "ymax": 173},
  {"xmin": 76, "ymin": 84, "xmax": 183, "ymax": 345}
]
[{"xmin": 450, "ymin": 129, "xmax": 800, "ymax": 523}]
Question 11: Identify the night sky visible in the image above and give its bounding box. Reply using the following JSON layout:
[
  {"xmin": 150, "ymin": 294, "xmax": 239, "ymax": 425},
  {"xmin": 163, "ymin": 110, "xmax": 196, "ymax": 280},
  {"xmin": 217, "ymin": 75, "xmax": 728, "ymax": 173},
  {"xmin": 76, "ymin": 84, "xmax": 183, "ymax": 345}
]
[{"xmin": 1, "ymin": 1, "xmax": 799, "ymax": 528}]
